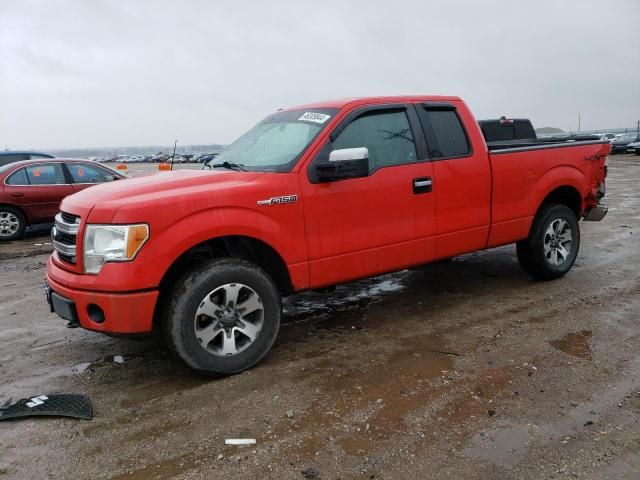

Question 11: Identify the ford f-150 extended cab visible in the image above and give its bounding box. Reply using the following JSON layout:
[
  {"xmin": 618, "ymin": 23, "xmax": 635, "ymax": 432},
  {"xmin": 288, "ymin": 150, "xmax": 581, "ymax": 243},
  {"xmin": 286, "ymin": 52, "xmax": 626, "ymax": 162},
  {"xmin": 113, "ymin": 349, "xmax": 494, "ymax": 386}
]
[{"xmin": 45, "ymin": 96, "xmax": 609, "ymax": 375}]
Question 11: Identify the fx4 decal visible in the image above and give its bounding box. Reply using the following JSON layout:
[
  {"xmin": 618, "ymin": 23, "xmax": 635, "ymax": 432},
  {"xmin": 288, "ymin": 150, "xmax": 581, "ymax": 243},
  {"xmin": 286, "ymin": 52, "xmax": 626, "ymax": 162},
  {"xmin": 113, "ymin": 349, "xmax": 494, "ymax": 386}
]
[{"xmin": 257, "ymin": 194, "xmax": 298, "ymax": 206}]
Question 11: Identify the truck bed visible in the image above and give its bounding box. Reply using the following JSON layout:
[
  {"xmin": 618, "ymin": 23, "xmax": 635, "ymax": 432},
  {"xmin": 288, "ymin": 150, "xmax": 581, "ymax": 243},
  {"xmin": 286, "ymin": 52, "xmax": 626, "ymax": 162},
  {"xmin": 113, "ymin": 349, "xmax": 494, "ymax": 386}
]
[{"xmin": 486, "ymin": 137, "xmax": 604, "ymax": 152}]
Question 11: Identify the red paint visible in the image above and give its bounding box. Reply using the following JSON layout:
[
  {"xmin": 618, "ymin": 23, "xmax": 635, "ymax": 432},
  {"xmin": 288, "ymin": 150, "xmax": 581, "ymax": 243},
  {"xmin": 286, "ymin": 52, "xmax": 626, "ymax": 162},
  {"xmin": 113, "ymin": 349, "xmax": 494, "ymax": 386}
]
[
  {"xmin": 44, "ymin": 96, "xmax": 609, "ymax": 335},
  {"xmin": 46, "ymin": 257, "xmax": 158, "ymax": 333}
]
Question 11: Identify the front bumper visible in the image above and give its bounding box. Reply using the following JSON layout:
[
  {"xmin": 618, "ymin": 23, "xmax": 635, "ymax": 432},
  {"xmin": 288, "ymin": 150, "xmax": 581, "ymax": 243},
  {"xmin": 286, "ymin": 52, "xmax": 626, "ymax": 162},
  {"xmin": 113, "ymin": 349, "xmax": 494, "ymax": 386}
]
[{"xmin": 45, "ymin": 259, "xmax": 159, "ymax": 334}]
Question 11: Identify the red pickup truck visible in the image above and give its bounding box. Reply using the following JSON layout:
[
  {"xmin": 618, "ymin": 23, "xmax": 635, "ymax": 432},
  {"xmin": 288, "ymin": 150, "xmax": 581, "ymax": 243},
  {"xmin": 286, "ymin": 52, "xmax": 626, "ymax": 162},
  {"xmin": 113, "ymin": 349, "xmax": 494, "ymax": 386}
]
[{"xmin": 45, "ymin": 96, "xmax": 609, "ymax": 375}]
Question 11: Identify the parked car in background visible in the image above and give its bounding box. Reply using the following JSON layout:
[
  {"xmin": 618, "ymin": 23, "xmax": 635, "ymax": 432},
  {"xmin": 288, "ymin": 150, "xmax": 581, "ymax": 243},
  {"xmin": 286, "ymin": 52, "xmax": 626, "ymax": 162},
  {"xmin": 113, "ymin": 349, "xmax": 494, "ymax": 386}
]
[
  {"xmin": 595, "ymin": 133, "xmax": 617, "ymax": 142},
  {"xmin": 610, "ymin": 134, "xmax": 640, "ymax": 154},
  {"xmin": 194, "ymin": 153, "xmax": 219, "ymax": 164},
  {"xmin": 626, "ymin": 140, "xmax": 640, "ymax": 155},
  {"xmin": 478, "ymin": 117, "xmax": 537, "ymax": 143},
  {"xmin": 0, "ymin": 150, "xmax": 55, "ymax": 167},
  {"xmin": 0, "ymin": 159, "xmax": 125, "ymax": 240}
]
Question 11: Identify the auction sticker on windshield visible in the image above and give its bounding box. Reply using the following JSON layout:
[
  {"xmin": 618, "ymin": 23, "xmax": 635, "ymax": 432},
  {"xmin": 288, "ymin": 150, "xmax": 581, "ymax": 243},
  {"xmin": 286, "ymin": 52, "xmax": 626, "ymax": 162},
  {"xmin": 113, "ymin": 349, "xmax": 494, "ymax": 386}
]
[{"xmin": 298, "ymin": 112, "xmax": 331, "ymax": 124}]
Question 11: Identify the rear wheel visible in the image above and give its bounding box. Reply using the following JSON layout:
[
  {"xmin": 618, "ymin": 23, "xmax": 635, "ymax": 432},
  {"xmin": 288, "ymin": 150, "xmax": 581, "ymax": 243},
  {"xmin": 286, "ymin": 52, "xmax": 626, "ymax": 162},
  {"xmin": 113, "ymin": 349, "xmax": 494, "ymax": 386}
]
[
  {"xmin": 0, "ymin": 206, "xmax": 26, "ymax": 241},
  {"xmin": 516, "ymin": 204, "xmax": 580, "ymax": 280},
  {"xmin": 162, "ymin": 258, "xmax": 281, "ymax": 375}
]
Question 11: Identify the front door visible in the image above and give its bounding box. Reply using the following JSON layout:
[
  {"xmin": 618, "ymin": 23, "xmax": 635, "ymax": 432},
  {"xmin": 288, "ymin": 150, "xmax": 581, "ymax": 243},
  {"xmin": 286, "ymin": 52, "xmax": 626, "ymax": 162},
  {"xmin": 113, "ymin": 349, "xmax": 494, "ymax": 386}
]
[
  {"xmin": 300, "ymin": 105, "xmax": 436, "ymax": 288},
  {"xmin": 66, "ymin": 161, "xmax": 119, "ymax": 192}
]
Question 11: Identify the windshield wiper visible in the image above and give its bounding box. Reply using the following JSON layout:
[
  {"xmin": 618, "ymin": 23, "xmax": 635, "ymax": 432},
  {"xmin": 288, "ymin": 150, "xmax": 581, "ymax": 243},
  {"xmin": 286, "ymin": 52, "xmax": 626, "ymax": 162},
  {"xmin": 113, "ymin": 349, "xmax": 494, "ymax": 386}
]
[{"xmin": 209, "ymin": 161, "xmax": 247, "ymax": 172}]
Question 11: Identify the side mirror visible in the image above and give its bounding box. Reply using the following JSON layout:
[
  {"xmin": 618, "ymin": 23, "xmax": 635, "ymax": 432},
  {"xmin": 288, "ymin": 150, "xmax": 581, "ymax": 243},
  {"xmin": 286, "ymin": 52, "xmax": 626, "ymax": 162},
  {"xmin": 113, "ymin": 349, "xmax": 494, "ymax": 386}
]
[{"xmin": 315, "ymin": 147, "xmax": 369, "ymax": 182}]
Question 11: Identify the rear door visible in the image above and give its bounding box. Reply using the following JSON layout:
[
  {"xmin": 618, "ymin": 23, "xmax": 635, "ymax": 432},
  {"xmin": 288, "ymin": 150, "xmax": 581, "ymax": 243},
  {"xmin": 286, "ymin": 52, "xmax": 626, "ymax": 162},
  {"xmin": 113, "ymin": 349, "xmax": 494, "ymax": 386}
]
[
  {"xmin": 4, "ymin": 163, "xmax": 74, "ymax": 223},
  {"xmin": 415, "ymin": 102, "xmax": 491, "ymax": 259},
  {"xmin": 301, "ymin": 104, "xmax": 436, "ymax": 287}
]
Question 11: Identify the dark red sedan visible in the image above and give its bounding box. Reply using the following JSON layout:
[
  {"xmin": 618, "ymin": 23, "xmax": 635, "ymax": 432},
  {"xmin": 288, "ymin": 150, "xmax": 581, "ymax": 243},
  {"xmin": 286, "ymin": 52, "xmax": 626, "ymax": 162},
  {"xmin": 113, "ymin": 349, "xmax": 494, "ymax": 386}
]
[{"xmin": 0, "ymin": 159, "xmax": 125, "ymax": 241}]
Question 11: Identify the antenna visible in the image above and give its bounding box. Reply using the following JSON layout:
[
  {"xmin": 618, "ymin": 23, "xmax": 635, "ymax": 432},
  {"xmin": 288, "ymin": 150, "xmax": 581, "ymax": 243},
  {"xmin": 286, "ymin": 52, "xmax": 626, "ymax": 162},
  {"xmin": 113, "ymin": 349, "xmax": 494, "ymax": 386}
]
[{"xmin": 170, "ymin": 140, "xmax": 177, "ymax": 171}]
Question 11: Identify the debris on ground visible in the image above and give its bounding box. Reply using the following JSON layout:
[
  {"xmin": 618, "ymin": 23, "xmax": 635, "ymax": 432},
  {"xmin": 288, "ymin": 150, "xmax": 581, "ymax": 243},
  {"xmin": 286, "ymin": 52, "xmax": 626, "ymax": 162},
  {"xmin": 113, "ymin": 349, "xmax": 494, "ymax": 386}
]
[
  {"xmin": 224, "ymin": 439, "xmax": 256, "ymax": 446},
  {"xmin": 301, "ymin": 466, "xmax": 320, "ymax": 479},
  {"xmin": 0, "ymin": 394, "xmax": 93, "ymax": 421}
]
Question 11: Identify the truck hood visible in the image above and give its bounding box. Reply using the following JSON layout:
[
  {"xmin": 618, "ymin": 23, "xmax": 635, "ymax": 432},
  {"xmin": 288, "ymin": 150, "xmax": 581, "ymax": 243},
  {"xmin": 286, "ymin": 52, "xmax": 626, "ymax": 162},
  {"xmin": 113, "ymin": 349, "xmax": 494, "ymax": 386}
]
[{"xmin": 61, "ymin": 169, "xmax": 264, "ymax": 223}]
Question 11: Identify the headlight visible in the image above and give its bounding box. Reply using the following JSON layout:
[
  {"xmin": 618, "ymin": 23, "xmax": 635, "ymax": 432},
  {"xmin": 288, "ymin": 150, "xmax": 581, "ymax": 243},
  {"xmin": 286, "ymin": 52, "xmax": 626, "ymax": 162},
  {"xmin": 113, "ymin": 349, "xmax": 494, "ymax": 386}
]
[{"xmin": 83, "ymin": 224, "xmax": 149, "ymax": 274}]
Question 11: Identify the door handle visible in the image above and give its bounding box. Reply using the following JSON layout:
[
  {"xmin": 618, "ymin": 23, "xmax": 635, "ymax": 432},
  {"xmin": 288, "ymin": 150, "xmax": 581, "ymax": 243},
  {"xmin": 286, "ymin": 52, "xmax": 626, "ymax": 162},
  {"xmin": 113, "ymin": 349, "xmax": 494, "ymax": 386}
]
[
  {"xmin": 10, "ymin": 193, "xmax": 25, "ymax": 197},
  {"xmin": 413, "ymin": 177, "xmax": 432, "ymax": 194}
]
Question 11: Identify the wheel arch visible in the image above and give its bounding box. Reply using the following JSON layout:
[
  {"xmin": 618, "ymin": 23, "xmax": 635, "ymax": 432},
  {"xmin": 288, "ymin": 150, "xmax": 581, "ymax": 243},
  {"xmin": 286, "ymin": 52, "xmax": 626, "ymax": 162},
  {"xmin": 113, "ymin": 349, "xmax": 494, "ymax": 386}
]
[
  {"xmin": 538, "ymin": 185, "xmax": 582, "ymax": 218},
  {"xmin": 530, "ymin": 165, "xmax": 586, "ymax": 220},
  {"xmin": 155, "ymin": 235, "xmax": 294, "ymax": 324}
]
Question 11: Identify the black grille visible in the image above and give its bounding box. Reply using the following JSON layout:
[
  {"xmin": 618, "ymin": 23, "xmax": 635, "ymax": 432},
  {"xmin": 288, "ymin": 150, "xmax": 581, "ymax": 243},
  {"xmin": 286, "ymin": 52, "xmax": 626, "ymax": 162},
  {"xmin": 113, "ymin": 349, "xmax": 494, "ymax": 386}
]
[
  {"xmin": 57, "ymin": 253, "xmax": 76, "ymax": 264},
  {"xmin": 60, "ymin": 211, "xmax": 79, "ymax": 224},
  {"xmin": 55, "ymin": 231, "xmax": 76, "ymax": 245}
]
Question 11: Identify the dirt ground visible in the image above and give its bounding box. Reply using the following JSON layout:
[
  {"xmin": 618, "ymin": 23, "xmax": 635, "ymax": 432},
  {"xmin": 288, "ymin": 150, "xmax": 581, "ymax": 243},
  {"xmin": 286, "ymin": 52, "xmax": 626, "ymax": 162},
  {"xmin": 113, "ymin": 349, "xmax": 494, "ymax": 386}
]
[{"xmin": 1, "ymin": 156, "xmax": 639, "ymax": 480}]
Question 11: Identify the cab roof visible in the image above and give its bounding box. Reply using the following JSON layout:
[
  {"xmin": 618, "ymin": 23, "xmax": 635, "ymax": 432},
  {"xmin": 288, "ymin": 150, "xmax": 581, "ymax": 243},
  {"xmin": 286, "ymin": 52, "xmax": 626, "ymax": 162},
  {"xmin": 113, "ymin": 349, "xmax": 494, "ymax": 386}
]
[
  {"xmin": 0, "ymin": 150, "xmax": 54, "ymax": 157},
  {"xmin": 284, "ymin": 95, "xmax": 462, "ymax": 111}
]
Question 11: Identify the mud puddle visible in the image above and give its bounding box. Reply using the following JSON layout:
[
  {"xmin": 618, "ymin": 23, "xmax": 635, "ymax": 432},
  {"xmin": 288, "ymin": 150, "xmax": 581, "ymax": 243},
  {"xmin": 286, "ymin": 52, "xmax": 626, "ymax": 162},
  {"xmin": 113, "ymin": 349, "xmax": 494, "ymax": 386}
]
[
  {"xmin": 282, "ymin": 272, "xmax": 407, "ymax": 324},
  {"xmin": 549, "ymin": 330, "xmax": 593, "ymax": 359},
  {"xmin": 467, "ymin": 356, "xmax": 640, "ymax": 468}
]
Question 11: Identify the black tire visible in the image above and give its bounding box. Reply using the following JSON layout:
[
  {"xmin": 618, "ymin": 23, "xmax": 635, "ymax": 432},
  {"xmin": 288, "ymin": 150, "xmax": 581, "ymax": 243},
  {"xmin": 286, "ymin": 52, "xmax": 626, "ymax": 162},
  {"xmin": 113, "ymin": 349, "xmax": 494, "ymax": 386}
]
[
  {"xmin": 0, "ymin": 205, "xmax": 27, "ymax": 241},
  {"xmin": 516, "ymin": 204, "xmax": 580, "ymax": 281},
  {"xmin": 162, "ymin": 258, "xmax": 281, "ymax": 375}
]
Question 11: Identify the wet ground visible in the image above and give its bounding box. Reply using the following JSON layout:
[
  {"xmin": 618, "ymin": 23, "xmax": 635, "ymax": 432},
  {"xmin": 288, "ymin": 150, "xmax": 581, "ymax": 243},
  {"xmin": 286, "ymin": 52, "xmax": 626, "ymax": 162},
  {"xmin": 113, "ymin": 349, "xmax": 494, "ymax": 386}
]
[{"xmin": 1, "ymin": 157, "xmax": 639, "ymax": 479}]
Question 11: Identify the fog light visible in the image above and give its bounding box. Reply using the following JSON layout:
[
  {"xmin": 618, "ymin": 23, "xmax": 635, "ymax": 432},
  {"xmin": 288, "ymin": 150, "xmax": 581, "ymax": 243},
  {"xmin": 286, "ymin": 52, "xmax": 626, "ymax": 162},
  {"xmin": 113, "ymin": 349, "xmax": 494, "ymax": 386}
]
[{"xmin": 87, "ymin": 304, "xmax": 105, "ymax": 324}]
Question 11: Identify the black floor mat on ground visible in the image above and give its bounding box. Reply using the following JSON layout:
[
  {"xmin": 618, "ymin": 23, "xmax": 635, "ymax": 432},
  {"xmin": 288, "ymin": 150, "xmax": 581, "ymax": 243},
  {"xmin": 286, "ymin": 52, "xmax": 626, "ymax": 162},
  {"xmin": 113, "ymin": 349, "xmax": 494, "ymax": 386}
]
[{"xmin": 0, "ymin": 394, "xmax": 92, "ymax": 421}]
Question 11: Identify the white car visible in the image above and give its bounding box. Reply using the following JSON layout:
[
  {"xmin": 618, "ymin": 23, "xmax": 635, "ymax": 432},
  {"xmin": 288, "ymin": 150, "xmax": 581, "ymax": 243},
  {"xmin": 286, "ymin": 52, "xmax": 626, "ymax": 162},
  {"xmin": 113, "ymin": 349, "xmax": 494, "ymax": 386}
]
[
  {"xmin": 595, "ymin": 133, "xmax": 617, "ymax": 142},
  {"xmin": 626, "ymin": 140, "xmax": 640, "ymax": 155}
]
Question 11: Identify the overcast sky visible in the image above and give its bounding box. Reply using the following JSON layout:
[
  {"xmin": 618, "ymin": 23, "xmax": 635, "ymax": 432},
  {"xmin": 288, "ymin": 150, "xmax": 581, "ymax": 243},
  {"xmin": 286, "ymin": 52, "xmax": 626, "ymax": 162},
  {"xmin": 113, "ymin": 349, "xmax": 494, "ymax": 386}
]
[{"xmin": 1, "ymin": 0, "xmax": 638, "ymax": 150}]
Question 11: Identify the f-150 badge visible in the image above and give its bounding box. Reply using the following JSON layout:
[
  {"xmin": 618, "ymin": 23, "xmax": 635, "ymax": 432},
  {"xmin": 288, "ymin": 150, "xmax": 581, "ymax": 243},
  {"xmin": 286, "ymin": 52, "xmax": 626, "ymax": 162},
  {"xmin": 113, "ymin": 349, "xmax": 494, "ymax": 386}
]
[{"xmin": 257, "ymin": 194, "xmax": 298, "ymax": 206}]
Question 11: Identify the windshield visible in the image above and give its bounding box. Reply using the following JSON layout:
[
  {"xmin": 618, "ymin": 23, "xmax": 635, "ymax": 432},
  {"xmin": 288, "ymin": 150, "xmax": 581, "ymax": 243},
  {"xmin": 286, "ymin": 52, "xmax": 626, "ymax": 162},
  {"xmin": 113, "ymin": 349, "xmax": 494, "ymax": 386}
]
[{"xmin": 204, "ymin": 108, "xmax": 338, "ymax": 172}]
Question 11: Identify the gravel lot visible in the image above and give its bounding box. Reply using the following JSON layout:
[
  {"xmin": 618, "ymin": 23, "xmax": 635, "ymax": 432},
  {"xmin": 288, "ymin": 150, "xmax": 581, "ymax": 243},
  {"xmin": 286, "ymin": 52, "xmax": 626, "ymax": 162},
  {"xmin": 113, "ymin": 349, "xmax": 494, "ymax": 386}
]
[{"xmin": 1, "ymin": 156, "xmax": 639, "ymax": 479}]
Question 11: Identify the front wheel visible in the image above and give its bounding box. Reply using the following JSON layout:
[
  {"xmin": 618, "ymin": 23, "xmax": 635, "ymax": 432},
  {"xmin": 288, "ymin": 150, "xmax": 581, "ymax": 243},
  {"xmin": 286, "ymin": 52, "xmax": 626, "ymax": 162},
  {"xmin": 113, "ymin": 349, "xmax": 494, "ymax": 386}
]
[
  {"xmin": 162, "ymin": 258, "xmax": 282, "ymax": 375},
  {"xmin": 516, "ymin": 204, "xmax": 580, "ymax": 281}
]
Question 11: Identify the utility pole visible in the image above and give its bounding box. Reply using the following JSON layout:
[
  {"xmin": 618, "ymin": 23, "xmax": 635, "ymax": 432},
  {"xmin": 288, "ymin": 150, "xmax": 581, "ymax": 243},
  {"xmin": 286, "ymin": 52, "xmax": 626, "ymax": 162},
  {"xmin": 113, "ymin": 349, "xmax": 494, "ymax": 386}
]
[
  {"xmin": 578, "ymin": 114, "xmax": 581, "ymax": 132},
  {"xmin": 170, "ymin": 140, "xmax": 177, "ymax": 171}
]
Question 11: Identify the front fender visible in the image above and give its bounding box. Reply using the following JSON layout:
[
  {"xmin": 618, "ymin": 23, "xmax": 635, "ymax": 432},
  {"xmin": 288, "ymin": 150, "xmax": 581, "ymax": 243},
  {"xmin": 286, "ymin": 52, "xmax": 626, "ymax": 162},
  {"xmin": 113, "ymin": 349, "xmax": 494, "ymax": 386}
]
[
  {"xmin": 130, "ymin": 204, "xmax": 308, "ymax": 289},
  {"xmin": 145, "ymin": 205, "xmax": 302, "ymax": 262}
]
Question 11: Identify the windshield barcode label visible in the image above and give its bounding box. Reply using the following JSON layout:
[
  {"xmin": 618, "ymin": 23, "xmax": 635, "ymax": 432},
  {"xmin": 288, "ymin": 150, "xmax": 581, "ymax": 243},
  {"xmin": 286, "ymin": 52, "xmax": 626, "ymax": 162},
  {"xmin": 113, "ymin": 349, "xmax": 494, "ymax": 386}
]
[{"xmin": 298, "ymin": 112, "xmax": 331, "ymax": 124}]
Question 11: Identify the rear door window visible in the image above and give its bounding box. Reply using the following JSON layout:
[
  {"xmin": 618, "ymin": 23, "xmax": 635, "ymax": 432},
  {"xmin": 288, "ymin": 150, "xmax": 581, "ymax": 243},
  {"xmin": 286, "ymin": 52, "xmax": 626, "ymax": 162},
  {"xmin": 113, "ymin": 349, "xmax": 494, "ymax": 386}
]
[
  {"xmin": 421, "ymin": 109, "xmax": 470, "ymax": 158},
  {"xmin": 24, "ymin": 164, "xmax": 66, "ymax": 185}
]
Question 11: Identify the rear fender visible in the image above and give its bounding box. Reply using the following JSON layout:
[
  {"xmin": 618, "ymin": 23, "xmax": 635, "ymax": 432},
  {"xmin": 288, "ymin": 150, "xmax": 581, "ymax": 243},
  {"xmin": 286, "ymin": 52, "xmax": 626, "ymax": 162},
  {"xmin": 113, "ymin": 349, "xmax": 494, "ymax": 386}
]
[{"xmin": 529, "ymin": 166, "xmax": 586, "ymax": 217}]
